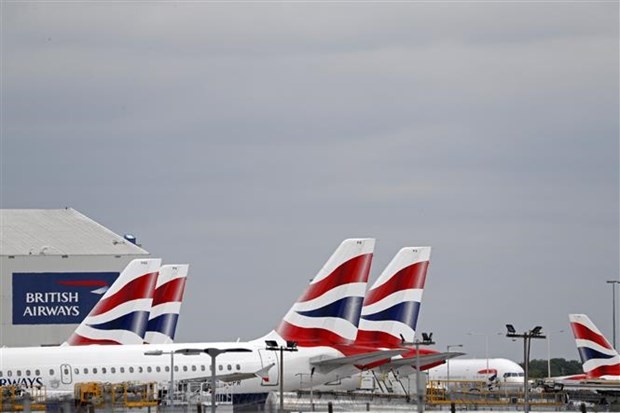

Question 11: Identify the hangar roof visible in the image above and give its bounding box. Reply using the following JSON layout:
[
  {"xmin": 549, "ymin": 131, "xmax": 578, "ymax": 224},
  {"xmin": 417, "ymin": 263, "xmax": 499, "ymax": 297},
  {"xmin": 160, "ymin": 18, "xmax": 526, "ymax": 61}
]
[{"xmin": 0, "ymin": 208, "xmax": 149, "ymax": 256}]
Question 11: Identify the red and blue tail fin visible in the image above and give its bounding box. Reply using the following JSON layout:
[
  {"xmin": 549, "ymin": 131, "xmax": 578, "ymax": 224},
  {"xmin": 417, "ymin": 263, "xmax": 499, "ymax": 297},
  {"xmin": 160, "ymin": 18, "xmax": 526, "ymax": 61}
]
[
  {"xmin": 144, "ymin": 264, "xmax": 188, "ymax": 344},
  {"xmin": 66, "ymin": 259, "xmax": 160, "ymax": 345},
  {"xmin": 356, "ymin": 247, "xmax": 431, "ymax": 347},
  {"xmin": 569, "ymin": 314, "xmax": 620, "ymax": 380},
  {"xmin": 272, "ymin": 238, "xmax": 375, "ymax": 346}
]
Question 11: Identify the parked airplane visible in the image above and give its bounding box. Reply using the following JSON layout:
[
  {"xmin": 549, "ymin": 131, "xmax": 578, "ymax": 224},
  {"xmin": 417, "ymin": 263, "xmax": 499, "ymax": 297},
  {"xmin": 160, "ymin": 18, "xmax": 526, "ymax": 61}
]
[
  {"xmin": 538, "ymin": 314, "xmax": 620, "ymax": 395},
  {"xmin": 314, "ymin": 247, "xmax": 460, "ymax": 392},
  {"xmin": 0, "ymin": 238, "xmax": 404, "ymax": 399},
  {"xmin": 144, "ymin": 264, "xmax": 189, "ymax": 344},
  {"xmin": 427, "ymin": 358, "xmax": 524, "ymax": 387},
  {"xmin": 569, "ymin": 314, "xmax": 620, "ymax": 380},
  {"xmin": 65, "ymin": 259, "xmax": 161, "ymax": 345},
  {"xmin": 355, "ymin": 247, "xmax": 456, "ymax": 373}
]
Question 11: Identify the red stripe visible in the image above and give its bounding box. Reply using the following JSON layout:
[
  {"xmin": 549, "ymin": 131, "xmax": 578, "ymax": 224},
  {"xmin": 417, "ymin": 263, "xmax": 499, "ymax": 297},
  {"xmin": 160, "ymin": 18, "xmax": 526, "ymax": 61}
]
[
  {"xmin": 276, "ymin": 321, "xmax": 353, "ymax": 346},
  {"xmin": 298, "ymin": 254, "xmax": 373, "ymax": 303},
  {"xmin": 571, "ymin": 322, "xmax": 612, "ymax": 350},
  {"xmin": 57, "ymin": 280, "xmax": 108, "ymax": 287},
  {"xmin": 90, "ymin": 272, "xmax": 158, "ymax": 316},
  {"xmin": 152, "ymin": 277, "xmax": 187, "ymax": 305},
  {"xmin": 67, "ymin": 334, "xmax": 121, "ymax": 345},
  {"xmin": 355, "ymin": 330, "xmax": 403, "ymax": 347},
  {"xmin": 364, "ymin": 261, "xmax": 429, "ymax": 306},
  {"xmin": 587, "ymin": 363, "xmax": 620, "ymax": 379}
]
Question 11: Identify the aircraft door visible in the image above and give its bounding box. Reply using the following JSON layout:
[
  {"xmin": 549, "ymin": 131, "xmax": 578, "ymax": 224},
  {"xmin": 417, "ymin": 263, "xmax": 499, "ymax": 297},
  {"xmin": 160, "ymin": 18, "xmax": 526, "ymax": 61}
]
[
  {"xmin": 60, "ymin": 364, "xmax": 73, "ymax": 385},
  {"xmin": 258, "ymin": 349, "xmax": 278, "ymax": 386}
]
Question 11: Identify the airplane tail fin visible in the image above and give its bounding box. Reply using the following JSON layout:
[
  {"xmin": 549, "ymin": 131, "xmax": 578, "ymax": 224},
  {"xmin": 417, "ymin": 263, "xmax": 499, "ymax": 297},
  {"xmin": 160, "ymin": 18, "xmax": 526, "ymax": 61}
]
[
  {"xmin": 356, "ymin": 247, "xmax": 431, "ymax": 347},
  {"xmin": 66, "ymin": 259, "xmax": 160, "ymax": 345},
  {"xmin": 144, "ymin": 264, "xmax": 189, "ymax": 344},
  {"xmin": 273, "ymin": 238, "xmax": 375, "ymax": 346},
  {"xmin": 569, "ymin": 314, "xmax": 620, "ymax": 379}
]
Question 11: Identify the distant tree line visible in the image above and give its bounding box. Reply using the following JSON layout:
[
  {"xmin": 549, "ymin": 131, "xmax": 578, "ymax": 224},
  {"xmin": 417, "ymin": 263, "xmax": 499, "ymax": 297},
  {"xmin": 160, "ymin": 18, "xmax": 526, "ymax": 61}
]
[{"xmin": 520, "ymin": 358, "xmax": 583, "ymax": 378}]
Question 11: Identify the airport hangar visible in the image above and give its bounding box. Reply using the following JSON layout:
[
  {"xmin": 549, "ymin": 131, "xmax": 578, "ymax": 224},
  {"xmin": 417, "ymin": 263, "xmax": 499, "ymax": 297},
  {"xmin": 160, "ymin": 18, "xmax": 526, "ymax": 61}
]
[{"xmin": 0, "ymin": 208, "xmax": 149, "ymax": 347}]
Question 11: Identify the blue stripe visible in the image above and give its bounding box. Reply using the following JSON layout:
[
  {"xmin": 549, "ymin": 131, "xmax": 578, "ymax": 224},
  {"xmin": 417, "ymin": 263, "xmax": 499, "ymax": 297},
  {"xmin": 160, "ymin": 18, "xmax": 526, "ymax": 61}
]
[
  {"xmin": 296, "ymin": 296, "xmax": 363, "ymax": 326},
  {"xmin": 578, "ymin": 346, "xmax": 616, "ymax": 363},
  {"xmin": 146, "ymin": 313, "xmax": 179, "ymax": 339},
  {"xmin": 361, "ymin": 301, "xmax": 420, "ymax": 329},
  {"xmin": 88, "ymin": 311, "xmax": 150, "ymax": 336}
]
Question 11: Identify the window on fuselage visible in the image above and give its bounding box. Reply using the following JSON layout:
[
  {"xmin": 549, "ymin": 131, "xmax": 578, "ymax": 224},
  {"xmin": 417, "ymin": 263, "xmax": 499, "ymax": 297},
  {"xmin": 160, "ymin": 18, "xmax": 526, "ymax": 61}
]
[
  {"xmin": 84, "ymin": 368, "xmax": 89, "ymax": 374},
  {"xmin": 165, "ymin": 366, "xmax": 169, "ymax": 372},
  {"xmin": 191, "ymin": 365, "xmax": 196, "ymax": 372},
  {"xmin": 174, "ymin": 366, "xmax": 179, "ymax": 372},
  {"xmin": 236, "ymin": 364, "xmax": 240, "ymax": 371},
  {"xmin": 35, "ymin": 369, "xmax": 40, "ymax": 376},
  {"xmin": 120, "ymin": 367, "xmax": 125, "ymax": 373},
  {"xmin": 156, "ymin": 366, "xmax": 161, "ymax": 373},
  {"xmin": 17, "ymin": 370, "xmax": 22, "ymax": 377},
  {"xmin": 102, "ymin": 368, "xmax": 107, "ymax": 374},
  {"xmin": 7, "ymin": 371, "xmax": 12, "ymax": 377},
  {"xmin": 183, "ymin": 366, "xmax": 187, "ymax": 372},
  {"xmin": 138, "ymin": 367, "xmax": 143, "ymax": 373},
  {"xmin": 49, "ymin": 369, "xmax": 54, "ymax": 376},
  {"xmin": 129, "ymin": 367, "xmax": 134, "ymax": 373},
  {"xmin": 147, "ymin": 367, "xmax": 152, "ymax": 373},
  {"xmin": 201, "ymin": 365, "xmax": 206, "ymax": 372}
]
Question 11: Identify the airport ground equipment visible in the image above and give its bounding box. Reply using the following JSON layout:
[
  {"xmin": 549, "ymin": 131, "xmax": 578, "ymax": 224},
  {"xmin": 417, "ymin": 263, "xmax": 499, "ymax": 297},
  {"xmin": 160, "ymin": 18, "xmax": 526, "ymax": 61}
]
[{"xmin": 0, "ymin": 385, "xmax": 46, "ymax": 412}]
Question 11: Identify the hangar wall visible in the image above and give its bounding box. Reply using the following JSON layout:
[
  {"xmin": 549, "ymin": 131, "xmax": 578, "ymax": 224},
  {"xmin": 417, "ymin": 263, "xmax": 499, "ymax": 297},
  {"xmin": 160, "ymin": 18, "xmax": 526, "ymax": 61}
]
[{"xmin": 0, "ymin": 208, "xmax": 150, "ymax": 347}]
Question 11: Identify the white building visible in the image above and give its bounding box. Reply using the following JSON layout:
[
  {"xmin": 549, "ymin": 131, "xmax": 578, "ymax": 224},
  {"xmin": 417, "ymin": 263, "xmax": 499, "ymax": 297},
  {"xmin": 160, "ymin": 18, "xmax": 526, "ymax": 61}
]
[{"xmin": 0, "ymin": 208, "xmax": 150, "ymax": 347}]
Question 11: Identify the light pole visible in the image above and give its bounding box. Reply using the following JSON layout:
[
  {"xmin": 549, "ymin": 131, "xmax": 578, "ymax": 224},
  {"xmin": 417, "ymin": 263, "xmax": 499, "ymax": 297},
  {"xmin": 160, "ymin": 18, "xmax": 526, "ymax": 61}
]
[
  {"xmin": 607, "ymin": 280, "xmax": 620, "ymax": 349},
  {"xmin": 144, "ymin": 348, "xmax": 207, "ymax": 406},
  {"xmin": 506, "ymin": 324, "xmax": 546, "ymax": 413},
  {"xmin": 294, "ymin": 368, "xmax": 315, "ymax": 412},
  {"xmin": 265, "ymin": 340, "xmax": 298, "ymax": 413},
  {"xmin": 446, "ymin": 344, "xmax": 463, "ymax": 392},
  {"xmin": 466, "ymin": 332, "xmax": 502, "ymax": 374},
  {"xmin": 412, "ymin": 332, "xmax": 435, "ymax": 413},
  {"xmin": 201, "ymin": 347, "xmax": 252, "ymax": 413},
  {"xmin": 545, "ymin": 330, "xmax": 564, "ymax": 378},
  {"xmin": 144, "ymin": 350, "xmax": 176, "ymax": 406}
]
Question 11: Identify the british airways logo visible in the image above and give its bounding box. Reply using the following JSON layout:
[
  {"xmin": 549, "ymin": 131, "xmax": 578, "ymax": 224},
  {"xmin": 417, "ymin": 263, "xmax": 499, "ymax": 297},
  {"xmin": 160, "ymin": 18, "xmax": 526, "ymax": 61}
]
[
  {"xmin": 0, "ymin": 377, "xmax": 44, "ymax": 386},
  {"xmin": 13, "ymin": 272, "xmax": 119, "ymax": 325}
]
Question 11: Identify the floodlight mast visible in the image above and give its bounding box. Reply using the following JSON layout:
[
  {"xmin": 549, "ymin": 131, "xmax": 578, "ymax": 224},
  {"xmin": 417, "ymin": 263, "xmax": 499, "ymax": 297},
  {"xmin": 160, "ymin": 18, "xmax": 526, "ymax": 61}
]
[
  {"xmin": 505, "ymin": 325, "xmax": 546, "ymax": 413},
  {"xmin": 400, "ymin": 333, "xmax": 435, "ymax": 413},
  {"xmin": 266, "ymin": 340, "xmax": 298, "ymax": 412}
]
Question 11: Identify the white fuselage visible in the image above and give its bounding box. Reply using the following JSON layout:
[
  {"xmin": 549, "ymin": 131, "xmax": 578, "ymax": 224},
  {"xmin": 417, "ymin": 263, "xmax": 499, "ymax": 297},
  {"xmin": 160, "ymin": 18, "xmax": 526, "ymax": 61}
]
[
  {"xmin": 0, "ymin": 340, "xmax": 347, "ymax": 398},
  {"xmin": 427, "ymin": 358, "xmax": 524, "ymax": 384}
]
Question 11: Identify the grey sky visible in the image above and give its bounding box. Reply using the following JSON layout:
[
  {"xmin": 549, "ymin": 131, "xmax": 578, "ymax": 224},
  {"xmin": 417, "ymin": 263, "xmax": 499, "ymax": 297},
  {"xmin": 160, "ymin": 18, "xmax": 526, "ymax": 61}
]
[{"xmin": 2, "ymin": 1, "xmax": 618, "ymax": 362}]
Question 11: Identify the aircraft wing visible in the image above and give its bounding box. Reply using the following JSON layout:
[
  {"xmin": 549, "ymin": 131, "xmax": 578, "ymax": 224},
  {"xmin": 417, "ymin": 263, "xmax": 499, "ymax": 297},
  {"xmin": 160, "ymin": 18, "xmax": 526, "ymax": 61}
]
[
  {"xmin": 387, "ymin": 351, "xmax": 465, "ymax": 369},
  {"xmin": 310, "ymin": 349, "xmax": 407, "ymax": 374}
]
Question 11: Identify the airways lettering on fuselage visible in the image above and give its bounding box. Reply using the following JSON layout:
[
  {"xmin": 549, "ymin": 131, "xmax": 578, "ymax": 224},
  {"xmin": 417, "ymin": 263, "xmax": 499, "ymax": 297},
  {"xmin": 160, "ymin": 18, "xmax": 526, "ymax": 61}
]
[{"xmin": 0, "ymin": 377, "xmax": 44, "ymax": 386}]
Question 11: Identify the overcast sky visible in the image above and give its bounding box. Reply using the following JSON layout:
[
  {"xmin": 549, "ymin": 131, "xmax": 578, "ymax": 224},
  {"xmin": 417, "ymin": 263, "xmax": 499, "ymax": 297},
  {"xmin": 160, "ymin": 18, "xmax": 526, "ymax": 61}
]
[{"xmin": 2, "ymin": 1, "xmax": 618, "ymax": 362}]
